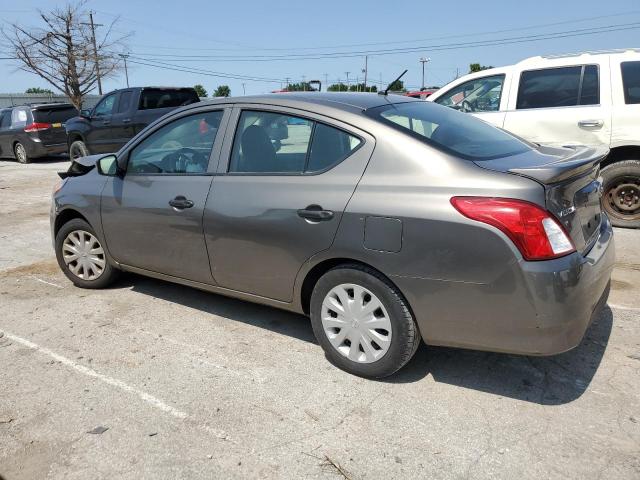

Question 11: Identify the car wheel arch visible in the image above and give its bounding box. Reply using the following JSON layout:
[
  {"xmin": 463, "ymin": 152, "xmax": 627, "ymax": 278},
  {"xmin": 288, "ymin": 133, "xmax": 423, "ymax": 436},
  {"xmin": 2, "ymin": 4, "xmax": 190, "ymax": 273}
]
[
  {"xmin": 54, "ymin": 209, "xmax": 91, "ymax": 238},
  {"xmin": 601, "ymin": 145, "xmax": 640, "ymax": 169},
  {"xmin": 298, "ymin": 257, "xmax": 413, "ymax": 318}
]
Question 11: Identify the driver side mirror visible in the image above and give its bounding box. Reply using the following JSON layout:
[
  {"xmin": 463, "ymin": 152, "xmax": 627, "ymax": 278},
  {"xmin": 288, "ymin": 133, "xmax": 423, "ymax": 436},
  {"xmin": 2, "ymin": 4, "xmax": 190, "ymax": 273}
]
[
  {"xmin": 96, "ymin": 154, "xmax": 124, "ymax": 177},
  {"xmin": 80, "ymin": 109, "xmax": 92, "ymax": 118}
]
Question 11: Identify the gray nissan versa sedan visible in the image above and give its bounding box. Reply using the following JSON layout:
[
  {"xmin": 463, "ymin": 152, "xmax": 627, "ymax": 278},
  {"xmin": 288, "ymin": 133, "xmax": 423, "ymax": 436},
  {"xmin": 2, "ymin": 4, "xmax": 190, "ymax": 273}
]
[{"xmin": 50, "ymin": 92, "xmax": 615, "ymax": 378}]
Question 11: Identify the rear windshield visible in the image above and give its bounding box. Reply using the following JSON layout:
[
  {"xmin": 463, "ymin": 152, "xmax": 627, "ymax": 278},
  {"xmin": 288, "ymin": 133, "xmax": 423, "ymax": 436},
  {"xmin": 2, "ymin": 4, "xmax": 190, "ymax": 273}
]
[
  {"xmin": 33, "ymin": 106, "xmax": 78, "ymax": 123},
  {"xmin": 367, "ymin": 102, "xmax": 530, "ymax": 161},
  {"xmin": 139, "ymin": 89, "xmax": 200, "ymax": 110}
]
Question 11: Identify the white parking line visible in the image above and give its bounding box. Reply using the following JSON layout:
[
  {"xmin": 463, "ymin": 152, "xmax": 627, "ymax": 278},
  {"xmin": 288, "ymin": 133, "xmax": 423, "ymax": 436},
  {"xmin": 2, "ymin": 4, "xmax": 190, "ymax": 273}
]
[
  {"xmin": 1, "ymin": 328, "xmax": 187, "ymax": 418},
  {"xmin": 30, "ymin": 275, "xmax": 63, "ymax": 289}
]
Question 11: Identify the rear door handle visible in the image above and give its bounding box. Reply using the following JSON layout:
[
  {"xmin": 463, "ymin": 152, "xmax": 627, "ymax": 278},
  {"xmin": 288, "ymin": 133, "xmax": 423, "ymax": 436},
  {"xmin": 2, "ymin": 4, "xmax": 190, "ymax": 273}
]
[
  {"xmin": 169, "ymin": 195, "xmax": 194, "ymax": 210},
  {"xmin": 578, "ymin": 119, "xmax": 603, "ymax": 129},
  {"xmin": 297, "ymin": 205, "xmax": 334, "ymax": 222},
  {"xmin": 102, "ymin": 121, "xmax": 111, "ymax": 126},
  {"xmin": 122, "ymin": 118, "xmax": 131, "ymax": 124}
]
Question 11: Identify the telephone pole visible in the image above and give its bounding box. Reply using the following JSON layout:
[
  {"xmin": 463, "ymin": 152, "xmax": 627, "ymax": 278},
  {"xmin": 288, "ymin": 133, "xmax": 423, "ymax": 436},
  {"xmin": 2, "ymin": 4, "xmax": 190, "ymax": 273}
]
[
  {"xmin": 119, "ymin": 53, "xmax": 129, "ymax": 87},
  {"xmin": 345, "ymin": 71, "xmax": 350, "ymax": 90},
  {"xmin": 242, "ymin": 83, "xmax": 246, "ymax": 95},
  {"xmin": 88, "ymin": 12, "xmax": 103, "ymax": 95},
  {"xmin": 323, "ymin": 73, "xmax": 328, "ymax": 91},
  {"xmin": 419, "ymin": 57, "xmax": 431, "ymax": 90},
  {"xmin": 362, "ymin": 55, "xmax": 368, "ymax": 92}
]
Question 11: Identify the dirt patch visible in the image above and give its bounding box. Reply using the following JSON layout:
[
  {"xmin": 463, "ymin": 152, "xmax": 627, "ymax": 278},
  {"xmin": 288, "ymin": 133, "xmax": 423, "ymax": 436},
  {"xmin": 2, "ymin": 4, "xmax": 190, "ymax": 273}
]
[
  {"xmin": 611, "ymin": 279, "xmax": 633, "ymax": 291},
  {"xmin": 0, "ymin": 259, "xmax": 59, "ymax": 278},
  {"xmin": 615, "ymin": 262, "xmax": 640, "ymax": 272}
]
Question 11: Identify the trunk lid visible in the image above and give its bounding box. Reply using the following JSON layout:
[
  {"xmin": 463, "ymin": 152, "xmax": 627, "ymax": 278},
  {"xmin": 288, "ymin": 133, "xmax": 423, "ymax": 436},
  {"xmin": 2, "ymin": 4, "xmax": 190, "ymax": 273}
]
[{"xmin": 474, "ymin": 144, "xmax": 609, "ymax": 253}]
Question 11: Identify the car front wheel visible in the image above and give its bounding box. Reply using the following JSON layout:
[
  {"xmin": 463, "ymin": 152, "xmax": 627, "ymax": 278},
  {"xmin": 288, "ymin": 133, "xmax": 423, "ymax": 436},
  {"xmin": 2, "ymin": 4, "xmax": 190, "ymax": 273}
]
[
  {"xmin": 310, "ymin": 264, "xmax": 421, "ymax": 378},
  {"xmin": 55, "ymin": 218, "xmax": 119, "ymax": 289},
  {"xmin": 69, "ymin": 140, "xmax": 89, "ymax": 160}
]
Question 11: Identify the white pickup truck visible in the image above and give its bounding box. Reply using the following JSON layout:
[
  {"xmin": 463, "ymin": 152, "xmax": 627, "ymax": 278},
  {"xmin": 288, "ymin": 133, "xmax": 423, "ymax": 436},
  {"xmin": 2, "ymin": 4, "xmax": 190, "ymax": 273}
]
[{"xmin": 428, "ymin": 49, "xmax": 640, "ymax": 228}]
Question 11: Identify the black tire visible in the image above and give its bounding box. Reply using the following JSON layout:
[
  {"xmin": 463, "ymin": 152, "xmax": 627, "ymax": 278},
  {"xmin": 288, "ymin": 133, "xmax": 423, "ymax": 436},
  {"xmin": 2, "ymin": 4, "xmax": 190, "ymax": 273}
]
[
  {"xmin": 310, "ymin": 264, "xmax": 421, "ymax": 379},
  {"xmin": 601, "ymin": 160, "xmax": 640, "ymax": 229},
  {"xmin": 69, "ymin": 140, "xmax": 89, "ymax": 160},
  {"xmin": 14, "ymin": 142, "xmax": 29, "ymax": 164},
  {"xmin": 55, "ymin": 218, "xmax": 119, "ymax": 289}
]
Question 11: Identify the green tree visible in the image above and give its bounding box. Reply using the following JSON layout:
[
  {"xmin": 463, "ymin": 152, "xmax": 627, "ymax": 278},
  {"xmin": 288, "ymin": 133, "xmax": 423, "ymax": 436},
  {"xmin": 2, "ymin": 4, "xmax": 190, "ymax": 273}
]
[
  {"xmin": 469, "ymin": 63, "xmax": 493, "ymax": 73},
  {"xmin": 25, "ymin": 87, "xmax": 54, "ymax": 94},
  {"xmin": 193, "ymin": 84, "xmax": 207, "ymax": 97},
  {"xmin": 348, "ymin": 83, "xmax": 377, "ymax": 92},
  {"xmin": 388, "ymin": 79, "xmax": 405, "ymax": 92},
  {"xmin": 327, "ymin": 83, "xmax": 348, "ymax": 92},
  {"xmin": 284, "ymin": 82, "xmax": 316, "ymax": 92},
  {"xmin": 213, "ymin": 85, "xmax": 231, "ymax": 97}
]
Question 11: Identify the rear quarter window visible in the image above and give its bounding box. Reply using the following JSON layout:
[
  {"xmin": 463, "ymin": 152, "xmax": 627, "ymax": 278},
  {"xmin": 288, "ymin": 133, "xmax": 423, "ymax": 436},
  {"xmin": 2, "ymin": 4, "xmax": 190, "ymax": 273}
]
[
  {"xmin": 368, "ymin": 102, "xmax": 530, "ymax": 161},
  {"xmin": 139, "ymin": 89, "xmax": 200, "ymax": 110},
  {"xmin": 621, "ymin": 61, "xmax": 640, "ymax": 104}
]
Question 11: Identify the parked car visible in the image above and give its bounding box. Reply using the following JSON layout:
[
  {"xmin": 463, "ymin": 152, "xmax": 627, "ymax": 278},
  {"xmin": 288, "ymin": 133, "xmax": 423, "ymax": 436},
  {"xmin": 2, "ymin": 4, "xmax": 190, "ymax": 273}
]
[
  {"xmin": 428, "ymin": 49, "xmax": 640, "ymax": 228},
  {"xmin": 65, "ymin": 87, "xmax": 200, "ymax": 159},
  {"xmin": 51, "ymin": 93, "xmax": 614, "ymax": 378},
  {"xmin": 404, "ymin": 88, "xmax": 438, "ymax": 99},
  {"xmin": 0, "ymin": 103, "xmax": 78, "ymax": 163}
]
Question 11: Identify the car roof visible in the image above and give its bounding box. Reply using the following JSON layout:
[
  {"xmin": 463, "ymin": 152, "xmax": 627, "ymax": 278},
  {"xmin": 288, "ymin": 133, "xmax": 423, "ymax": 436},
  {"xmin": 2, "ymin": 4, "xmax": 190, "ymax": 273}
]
[{"xmin": 199, "ymin": 92, "xmax": 420, "ymax": 113}]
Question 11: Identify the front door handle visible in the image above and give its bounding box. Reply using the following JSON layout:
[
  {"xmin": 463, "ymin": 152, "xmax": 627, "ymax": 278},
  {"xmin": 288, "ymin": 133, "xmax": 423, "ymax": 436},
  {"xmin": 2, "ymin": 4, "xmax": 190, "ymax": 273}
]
[
  {"xmin": 122, "ymin": 118, "xmax": 131, "ymax": 124},
  {"xmin": 102, "ymin": 121, "xmax": 111, "ymax": 126},
  {"xmin": 169, "ymin": 195, "xmax": 194, "ymax": 210},
  {"xmin": 297, "ymin": 205, "xmax": 334, "ymax": 222},
  {"xmin": 578, "ymin": 119, "xmax": 604, "ymax": 129}
]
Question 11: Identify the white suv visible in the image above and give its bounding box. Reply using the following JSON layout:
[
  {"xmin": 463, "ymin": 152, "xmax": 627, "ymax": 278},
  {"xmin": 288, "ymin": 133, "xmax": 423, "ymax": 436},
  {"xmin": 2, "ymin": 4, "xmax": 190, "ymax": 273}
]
[{"xmin": 428, "ymin": 49, "xmax": 640, "ymax": 228}]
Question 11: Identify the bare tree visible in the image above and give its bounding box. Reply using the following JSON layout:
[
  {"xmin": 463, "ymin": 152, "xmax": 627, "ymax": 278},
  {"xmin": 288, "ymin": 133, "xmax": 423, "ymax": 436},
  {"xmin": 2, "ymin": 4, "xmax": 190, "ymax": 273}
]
[{"xmin": 3, "ymin": 2, "xmax": 130, "ymax": 109}]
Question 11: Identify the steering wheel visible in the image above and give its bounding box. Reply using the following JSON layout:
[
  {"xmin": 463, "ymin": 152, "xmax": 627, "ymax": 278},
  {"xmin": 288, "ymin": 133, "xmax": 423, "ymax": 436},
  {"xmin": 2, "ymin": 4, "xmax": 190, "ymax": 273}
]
[
  {"xmin": 161, "ymin": 147, "xmax": 208, "ymax": 173},
  {"xmin": 461, "ymin": 100, "xmax": 476, "ymax": 113}
]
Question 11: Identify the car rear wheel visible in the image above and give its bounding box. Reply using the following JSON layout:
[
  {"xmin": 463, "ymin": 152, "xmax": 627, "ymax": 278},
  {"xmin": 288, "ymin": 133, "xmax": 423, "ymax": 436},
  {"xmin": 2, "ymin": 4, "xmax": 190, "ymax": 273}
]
[
  {"xmin": 14, "ymin": 142, "xmax": 29, "ymax": 164},
  {"xmin": 55, "ymin": 218, "xmax": 119, "ymax": 289},
  {"xmin": 310, "ymin": 264, "xmax": 421, "ymax": 378},
  {"xmin": 601, "ymin": 160, "xmax": 640, "ymax": 229},
  {"xmin": 69, "ymin": 140, "xmax": 89, "ymax": 160}
]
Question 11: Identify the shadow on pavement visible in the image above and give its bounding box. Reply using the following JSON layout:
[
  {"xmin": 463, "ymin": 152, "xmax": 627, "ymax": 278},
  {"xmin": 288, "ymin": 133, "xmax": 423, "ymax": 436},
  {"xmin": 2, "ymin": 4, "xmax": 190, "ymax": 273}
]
[{"xmin": 122, "ymin": 274, "xmax": 613, "ymax": 405}]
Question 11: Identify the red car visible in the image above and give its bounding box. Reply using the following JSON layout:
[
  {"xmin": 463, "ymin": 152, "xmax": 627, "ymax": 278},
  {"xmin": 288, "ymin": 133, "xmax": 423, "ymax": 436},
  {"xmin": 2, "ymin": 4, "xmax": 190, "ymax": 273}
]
[{"xmin": 404, "ymin": 89, "xmax": 437, "ymax": 99}]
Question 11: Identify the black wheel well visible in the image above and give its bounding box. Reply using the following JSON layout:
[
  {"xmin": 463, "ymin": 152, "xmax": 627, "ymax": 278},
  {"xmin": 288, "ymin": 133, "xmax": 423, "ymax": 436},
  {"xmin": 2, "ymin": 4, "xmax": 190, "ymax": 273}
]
[
  {"xmin": 300, "ymin": 258, "xmax": 401, "ymax": 315},
  {"xmin": 602, "ymin": 146, "xmax": 640, "ymax": 169},
  {"xmin": 54, "ymin": 209, "xmax": 90, "ymax": 238},
  {"xmin": 67, "ymin": 133, "xmax": 84, "ymax": 146}
]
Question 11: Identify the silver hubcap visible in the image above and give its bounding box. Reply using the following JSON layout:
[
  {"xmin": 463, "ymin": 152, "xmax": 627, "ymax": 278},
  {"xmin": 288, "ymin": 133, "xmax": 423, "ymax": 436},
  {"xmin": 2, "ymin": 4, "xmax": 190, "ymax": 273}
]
[
  {"xmin": 15, "ymin": 144, "xmax": 26, "ymax": 162},
  {"xmin": 62, "ymin": 230, "xmax": 106, "ymax": 280},
  {"xmin": 321, "ymin": 283, "xmax": 392, "ymax": 364}
]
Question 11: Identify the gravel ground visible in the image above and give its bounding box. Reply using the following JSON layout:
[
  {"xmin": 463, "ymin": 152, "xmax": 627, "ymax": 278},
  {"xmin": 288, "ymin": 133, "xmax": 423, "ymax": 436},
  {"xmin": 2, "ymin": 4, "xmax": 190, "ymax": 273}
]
[{"xmin": 0, "ymin": 159, "xmax": 638, "ymax": 480}]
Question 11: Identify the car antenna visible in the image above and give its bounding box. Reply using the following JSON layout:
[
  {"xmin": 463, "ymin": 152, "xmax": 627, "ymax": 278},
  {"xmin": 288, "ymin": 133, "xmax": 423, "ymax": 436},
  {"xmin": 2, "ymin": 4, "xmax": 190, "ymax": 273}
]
[{"xmin": 379, "ymin": 69, "xmax": 408, "ymax": 96}]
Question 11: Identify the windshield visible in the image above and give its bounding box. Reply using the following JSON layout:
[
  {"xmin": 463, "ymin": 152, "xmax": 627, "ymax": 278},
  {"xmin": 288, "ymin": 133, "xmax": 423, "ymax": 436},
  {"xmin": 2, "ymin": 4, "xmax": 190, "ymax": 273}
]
[{"xmin": 367, "ymin": 102, "xmax": 530, "ymax": 160}]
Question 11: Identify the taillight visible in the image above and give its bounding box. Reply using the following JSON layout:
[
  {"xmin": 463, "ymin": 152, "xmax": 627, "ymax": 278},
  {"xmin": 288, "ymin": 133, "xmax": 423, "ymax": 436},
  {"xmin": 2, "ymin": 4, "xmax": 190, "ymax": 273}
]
[
  {"xmin": 450, "ymin": 197, "xmax": 575, "ymax": 261},
  {"xmin": 24, "ymin": 122, "xmax": 51, "ymax": 132}
]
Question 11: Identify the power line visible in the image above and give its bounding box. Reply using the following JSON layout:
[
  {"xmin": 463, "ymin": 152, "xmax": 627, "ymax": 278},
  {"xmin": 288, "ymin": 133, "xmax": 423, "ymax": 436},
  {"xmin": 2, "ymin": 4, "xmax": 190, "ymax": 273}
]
[{"xmin": 121, "ymin": 22, "xmax": 640, "ymax": 61}]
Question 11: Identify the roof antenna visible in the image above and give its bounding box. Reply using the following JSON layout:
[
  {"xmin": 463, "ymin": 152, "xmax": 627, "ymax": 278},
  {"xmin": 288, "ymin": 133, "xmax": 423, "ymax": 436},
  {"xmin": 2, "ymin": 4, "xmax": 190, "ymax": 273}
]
[{"xmin": 379, "ymin": 69, "xmax": 408, "ymax": 96}]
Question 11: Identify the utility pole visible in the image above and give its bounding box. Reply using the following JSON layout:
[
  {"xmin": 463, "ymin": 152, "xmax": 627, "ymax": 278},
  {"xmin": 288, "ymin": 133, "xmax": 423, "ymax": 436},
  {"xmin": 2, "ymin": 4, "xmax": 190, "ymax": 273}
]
[
  {"xmin": 419, "ymin": 57, "xmax": 431, "ymax": 90},
  {"xmin": 302, "ymin": 75, "xmax": 306, "ymax": 91},
  {"xmin": 242, "ymin": 83, "xmax": 246, "ymax": 95},
  {"xmin": 362, "ymin": 55, "xmax": 368, "ymax": 92},
  {"xmin": 323, "ymin": 73, "xmax": 328, "ymax": 91},
  {"xmin": 88, "ymin": 12, "xmax": 103, "ymax": 95},
  {"xmin": 285, "ymin": 77, "xmax": 290, "ymax": 91},
  {"xmin": 119, "ymin": 53, "xmax": 129, "ymax": 87},
  {"xmin": 345, "ymin": 71, "xmax": 350, "ymax": 91}
]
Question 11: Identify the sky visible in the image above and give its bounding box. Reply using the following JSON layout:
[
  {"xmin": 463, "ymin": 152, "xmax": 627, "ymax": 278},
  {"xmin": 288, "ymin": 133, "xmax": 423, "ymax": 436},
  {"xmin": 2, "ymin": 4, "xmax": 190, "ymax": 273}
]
[{"xmin": 1, "ymin": 0, "xmax": 639, "ymax": 96}]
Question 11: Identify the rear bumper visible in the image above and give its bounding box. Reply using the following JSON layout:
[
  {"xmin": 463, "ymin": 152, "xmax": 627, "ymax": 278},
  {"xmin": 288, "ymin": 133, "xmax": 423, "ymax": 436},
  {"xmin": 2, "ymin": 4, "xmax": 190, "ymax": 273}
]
[{"xmin": 396, "ymin": 214, "xmax": 615, "ymax": 355}]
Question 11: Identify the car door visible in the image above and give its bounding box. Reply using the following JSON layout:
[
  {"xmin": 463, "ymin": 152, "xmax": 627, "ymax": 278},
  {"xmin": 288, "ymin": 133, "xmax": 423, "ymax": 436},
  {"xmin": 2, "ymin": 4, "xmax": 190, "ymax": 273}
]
[
  {"xmin": 101, "ymin": 107, "xmax": 229, "ymax": 284},
  {"xmin": 502, "ymin": 63, "xmax": 612, "ymax": 146},
  {"xmin": 109, "ymin": 89, "xmax": 136, "ymax": 150},
  {"xmin": 204, "ymin": 106, "xmax": 375, "ymax": 302},
  {"xmin": 431, "ymin": 73, "xmax": 509, "ymax": 128},
  {"xmin": 0, "ymin": 110, "xmax": 12, "ymax": 157},
  {"xmin": 86, "ymin": 92, "xmax": 120, "ymax": 153},
  {"xmin": 610, "ymin": 57, "xmax": 640, "ymax": 148}
]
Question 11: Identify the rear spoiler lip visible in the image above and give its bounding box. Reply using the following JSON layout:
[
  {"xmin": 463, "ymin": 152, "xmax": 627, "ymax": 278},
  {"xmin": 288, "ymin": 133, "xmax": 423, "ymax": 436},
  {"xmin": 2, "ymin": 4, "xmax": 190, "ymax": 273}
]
[{"xmin": 507, "ymin": 145, "xmax": 609, "ymax": 185}]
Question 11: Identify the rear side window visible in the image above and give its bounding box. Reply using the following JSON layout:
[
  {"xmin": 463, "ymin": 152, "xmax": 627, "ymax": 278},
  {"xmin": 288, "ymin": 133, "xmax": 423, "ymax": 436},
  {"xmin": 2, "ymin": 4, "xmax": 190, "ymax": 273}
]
[
  {"xmin": 139, "ymin": 89, "xmax": 199, "ymax": 110},
  {"xmin": 621, "ymin": 61, "xmax": 640, "ymax": 104},
  {"xmin": 33, "ymin": 107, "xmax": 78, "ymax": 123},
  {"xmin": 0, "ymin": 111, "xmax": 11, "ymax": 129},
  {"xmin": 117, "ymin": 91, "xmax": 133, "ymax": 113},
  {"xmin": 11, "ymin": 108, "xmax": 30, "ymax": 127},
  {"xmin": 580, "ymin": 65, "xmax": 600, "ymax": 105},
  {"xmin": 229, "ymin": 110, "xmax": 361, "ymax": 174},
  {"xmin": 516, "ymin": 65, "xmax": 600, "ymax": 109},
  {"xmin": 368, "ymin": 102, "xmax": 530, "ymax": 161}
]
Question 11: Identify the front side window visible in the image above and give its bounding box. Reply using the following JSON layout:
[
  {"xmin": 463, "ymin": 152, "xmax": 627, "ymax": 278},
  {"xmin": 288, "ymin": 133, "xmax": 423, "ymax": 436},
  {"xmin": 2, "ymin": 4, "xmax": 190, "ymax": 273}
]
[
  {"xmin": 435, "ymin": 75, "xmax": 505, "ymax": 112},
  {"xmin": 621, "ymin": 61, "xmax": 640, "ymax": 104},
  {"xmin": 516, "ymin": 65, "xmax": 600, "ymax": 109},
  {"xmin": 127, "ymin": 111, "xmax": 223, "ymax": 174},
  {"xmin": 368, "ymin": 102, "xmax": 530, "ymax": 161},
  {"xmin": 94, "ymin": 94, "xmax": 118, "ymax": 116},
  {"xmin": 0, "ymin": 111, "xmax": 11, "ymax": 129},
  {"xmin": 229, "ymin": 110, "xmax": 361, "ymax": 174}
]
